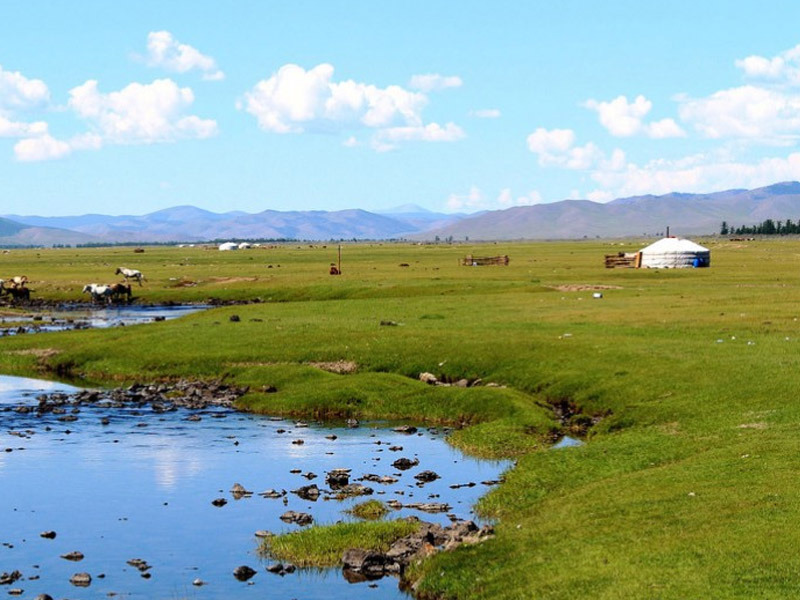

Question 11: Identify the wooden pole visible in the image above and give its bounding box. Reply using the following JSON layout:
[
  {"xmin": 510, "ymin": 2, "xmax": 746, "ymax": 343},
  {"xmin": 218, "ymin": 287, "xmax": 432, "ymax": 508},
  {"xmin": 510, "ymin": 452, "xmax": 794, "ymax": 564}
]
[{"xmin": 338, "ymin": 244, "xmax": 342, "ymax": 274}]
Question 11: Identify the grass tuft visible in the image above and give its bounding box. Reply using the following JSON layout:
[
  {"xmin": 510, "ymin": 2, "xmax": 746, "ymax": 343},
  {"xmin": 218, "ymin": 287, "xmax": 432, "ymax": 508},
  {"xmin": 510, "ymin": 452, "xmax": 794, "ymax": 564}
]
[{"xmin": 262, "ymin": 520, "xmax": 419, "ymax": 567}]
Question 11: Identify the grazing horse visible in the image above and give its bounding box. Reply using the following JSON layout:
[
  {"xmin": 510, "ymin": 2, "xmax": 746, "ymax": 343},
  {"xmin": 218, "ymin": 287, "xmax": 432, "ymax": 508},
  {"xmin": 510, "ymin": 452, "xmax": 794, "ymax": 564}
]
[
  {"xmin": 2, "ymin": 285, "xmax": 30, "ymax": 303},
  {"xmin": 82, "ymin": 283, "xmax": 113, "ymax": 305},
  {"xmin": 115, "ymin": 267, "xmax": 144, "ymax": 286},
  {"xmin": 109, "ymin": 282, "xmax": 132, "ymax": 303},
  {"xmin": 8, "ymin": 275, "xmax": 27, "ymax": 288}
]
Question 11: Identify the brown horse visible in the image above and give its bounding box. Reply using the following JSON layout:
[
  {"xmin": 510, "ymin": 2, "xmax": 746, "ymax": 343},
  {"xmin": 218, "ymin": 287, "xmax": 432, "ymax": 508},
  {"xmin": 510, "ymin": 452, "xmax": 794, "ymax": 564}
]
[
  {"xmin": 2, "ymin": 285, "xmax": 30, "ymax": 303},
  {"xmin": 109, "ymin": 282, "xmax": 133, "ymax": 303}
]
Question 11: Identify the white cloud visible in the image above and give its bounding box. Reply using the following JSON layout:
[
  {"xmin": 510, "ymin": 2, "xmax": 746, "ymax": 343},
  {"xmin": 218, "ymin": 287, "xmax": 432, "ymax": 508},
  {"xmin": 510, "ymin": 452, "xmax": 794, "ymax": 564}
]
[
  {"xmin": 446, "ymin": 186, "xmax": 544, "ymax": 211},
  {"xmin": 470, "ymin": 108, "xmax": 501, "ymax": 119},
  {"xmin": 446, "ymin": 185, "xmax": 485, "ymax": 210},
  {"xmin": 736, "ymin": 44, "xmax": 800, "ymax": 85},
  {"xmin": 526, "ymin": 127, "xmax": 602, "ymax": 170},
  {"xmin": 68, "ymin": 78, "xmax": 218, "ymax": 145},
  {"xmin": 0, "ymin": 65, "xmax": 49, "ymax": 111},
  {"xmin": 679, "ymin": 85, "xmax": 800, "ymax": 144},
  {"xmin": 0, "ymin": 116, "xmax": 48, "ymax": 138},
  {"xmin": 497, "ymin": 188, "xmax": 543, "ymax": 207},
  {"xmin": 14, "ymin": 134, "xmax": 71, "ymax": 161},
  {"xmin": 241, "ymin": 63, "xmax": 463, "ymax": 150},
  {"xmin": 646, "ymin": 118, "xmax": 685, "ymax": 139},
  {"xmin": 146, "ymin": 31, "xmax": 225, "ymax": 81},
  {"xmin": 375, "ymin": 122, "xmax": 464, "ymax": 146},
  {"xmin": 584, "ymin": 94, "xmax": 685, "ymax": 138},
  {"xmin": 589, "ymin": 150, "xmax": 800, "ymax": 201},
  {"xmin": 13, "ymin": 78, "xmax": 217, "ymax": 162},
  {"xmin": 526, "ymin": 127, "xmax": 575, "ymax": 154},
  {"xmin": 408, "ymin": 74, "xmax": 462, "ymax": 92}
]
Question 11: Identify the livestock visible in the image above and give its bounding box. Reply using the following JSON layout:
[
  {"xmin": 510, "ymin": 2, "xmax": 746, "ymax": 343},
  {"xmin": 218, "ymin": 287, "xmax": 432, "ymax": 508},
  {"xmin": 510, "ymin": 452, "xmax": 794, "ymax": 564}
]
[
  {"xmin": 109, "ymin": 282, "xmax": 133, "ymax": 303},
  {"xmin": 8, "ymin": 275, "xmax": 28, "ymax": 288},
  {"xmin": 1, "ymin": 285, "xmax": 30, "ymax": 303},
  {"xmin": 83, "ymin": 283, "xmax": 113, "ymax": 305},
  {"xmin": 115, "ymin": 267, "xmax": 145, "ymax": 286}
]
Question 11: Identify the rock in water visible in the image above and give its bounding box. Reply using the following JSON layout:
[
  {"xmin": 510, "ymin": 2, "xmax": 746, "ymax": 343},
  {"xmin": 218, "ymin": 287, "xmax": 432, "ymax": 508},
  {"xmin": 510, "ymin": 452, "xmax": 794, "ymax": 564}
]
[
  {"xmin": 61, "ymin": 551, "xmax": 84, "ymax": 561},
  {"xmin": 233, "ymin": 565, "xmax": 257, "ymax": 581},
  {"xmin": 414, "ymin": 470, "xmax": 440, "ymax": 483},
  {"xmin": 69, "ymin": 572, "xmax": 92, "ymax": 587},
  {"xmin": 392, "ymin": 457, "xmax": 419, "ymax": 470},
  {"xmin": 279, "ymin": 511, "xmax": 313, "ymax": 526}
]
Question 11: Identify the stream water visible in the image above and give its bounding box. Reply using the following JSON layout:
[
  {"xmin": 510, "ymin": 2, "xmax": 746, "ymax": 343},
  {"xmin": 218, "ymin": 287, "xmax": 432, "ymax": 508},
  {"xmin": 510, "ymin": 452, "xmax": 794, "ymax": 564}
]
[
  {"xmin": 0, "ymin": 375, "xmax": 510, "ymax": 599},
  {"xmin": 0, "ymin": 304, "xmax": 208, "ymax": 335}
]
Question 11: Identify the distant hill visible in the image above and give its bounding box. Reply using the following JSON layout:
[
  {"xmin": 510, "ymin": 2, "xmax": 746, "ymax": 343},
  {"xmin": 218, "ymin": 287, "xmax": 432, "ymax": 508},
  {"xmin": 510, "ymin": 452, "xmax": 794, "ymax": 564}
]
[
  {"xmin": 419, "ymin": 182, "xmax": 800, "ymax": 240},
  {"xmin": 0, "ymin": 216, "xmax": 98, "ymax": 247},
  {"xmin": 8, "ymin": 182, "xmax": 800, "ymax": 246},
  {"xmin": 3, "ymin": 206, "xmax": 430, "ymax": 244}
]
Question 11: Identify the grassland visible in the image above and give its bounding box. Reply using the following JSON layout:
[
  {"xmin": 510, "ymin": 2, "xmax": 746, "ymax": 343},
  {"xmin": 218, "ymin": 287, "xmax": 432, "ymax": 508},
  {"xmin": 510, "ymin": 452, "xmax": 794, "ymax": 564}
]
[{"xmin": 0, "ymin": 238, "xmax": 798, "ymax": 598}]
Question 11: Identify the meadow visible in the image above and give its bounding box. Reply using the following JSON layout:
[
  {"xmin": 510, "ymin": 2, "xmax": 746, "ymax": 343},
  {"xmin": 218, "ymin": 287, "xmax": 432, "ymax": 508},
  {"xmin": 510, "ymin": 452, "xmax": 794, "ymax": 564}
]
[{"xmin": 1, "ymin": 238, "xmax": 798, "ymax": 598}]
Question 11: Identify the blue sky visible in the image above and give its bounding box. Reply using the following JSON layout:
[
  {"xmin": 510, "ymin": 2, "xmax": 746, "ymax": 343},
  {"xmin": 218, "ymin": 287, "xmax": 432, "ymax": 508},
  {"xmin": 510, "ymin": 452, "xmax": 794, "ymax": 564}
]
[{"xmin": 3, "ymin": 1, "xmax": 800, "ymax": 216}]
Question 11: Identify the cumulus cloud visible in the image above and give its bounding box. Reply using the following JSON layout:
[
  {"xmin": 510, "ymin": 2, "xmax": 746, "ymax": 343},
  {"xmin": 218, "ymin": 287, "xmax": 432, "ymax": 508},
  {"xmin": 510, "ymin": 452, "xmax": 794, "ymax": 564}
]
[
  {"xmin": 241, "ymin": 63, "xmax": 463, "ymax": 150},
  {"xmin": 679, "ymin": 85, "xmax": 800, "ymax": 143},
  {"xmin": 584, "ymin": 95, "xmax": 685, "ymax": 138},
  {"xmin": 588, "ymin": 151, "xmax": 800, "ymax": 200},
  {"xmin": 526, "ymin": 127, "xmax": 603, "ymax": 169},
  {"xmin": 446, "ymin": 185, "xmax": 485, "ymax": 210},
  {"xmin": 408, "ymin": 74, "xmax": 462, "ymax": 92},
  {"xmin": 0, "ymin": 65, "xmax": 49, "ymax": 111},
  {"xmin": 0, "ymin": 116, "xmax": 48, "ymax": 138},
  {"xmin": 497, "ymin": 188, "xmax": 543, "ymax": 207},
  {"xmin": 68, "ymin": 78, "xmax": 217, "ymax": 144},
  {"xmin": 374, "ymin": 122, "xmax": 464, "ymax": 150},
  {"xmin": 736, "ymin": 43, "xmax": 800, "ymax": 85},
  {"xmin": 526, "ymin": 127, "xmax": 575, "ymax": 154},
  {"xmin": 14, "ymin": 134, "xmax": 71, "ymax": 161},
  {"xmin": 146, "ymin": 31, "xmax": 224, "ymax": 81},
  {"xmin": 13, "ymin": 78, "xmax": 217, "ymax": 162},
  {"xmin": 446, "ymin": 186, "xmax": 544, "ymax": 211},
  {"xmin": 469, "ymin": 108, "xmax": 501, "ymax": 119},
  {"xmin": 0, "ymin": 65, "xmax": 51, "ymax": 143}
]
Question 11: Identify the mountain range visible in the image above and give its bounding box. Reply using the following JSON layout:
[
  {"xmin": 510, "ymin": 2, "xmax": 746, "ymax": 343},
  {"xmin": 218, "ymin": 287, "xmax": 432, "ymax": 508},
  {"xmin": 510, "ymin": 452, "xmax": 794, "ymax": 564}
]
[{"xmin": 4, "ymin": 182, "xmax": 800, "ymax": 246}]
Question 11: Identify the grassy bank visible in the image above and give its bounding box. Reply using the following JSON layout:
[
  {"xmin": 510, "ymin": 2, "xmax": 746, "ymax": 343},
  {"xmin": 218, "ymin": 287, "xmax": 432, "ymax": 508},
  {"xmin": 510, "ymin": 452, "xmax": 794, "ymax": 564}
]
[{"xmin": 1, "ymin": 238, "xmax": 799, "ymax": 597}]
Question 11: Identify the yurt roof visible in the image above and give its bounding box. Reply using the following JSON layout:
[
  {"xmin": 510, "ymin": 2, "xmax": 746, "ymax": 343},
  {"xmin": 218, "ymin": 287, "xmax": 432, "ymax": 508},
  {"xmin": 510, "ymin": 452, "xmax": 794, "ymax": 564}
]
[{"xmin": 640, "ymin": 237, "xmax": 709, "ymax": 254}]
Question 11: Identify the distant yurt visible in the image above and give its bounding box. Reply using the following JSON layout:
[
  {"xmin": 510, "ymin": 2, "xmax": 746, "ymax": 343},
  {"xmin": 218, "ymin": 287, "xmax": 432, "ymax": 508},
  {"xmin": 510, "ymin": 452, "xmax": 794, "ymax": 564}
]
[
  {"xmin": 639, "ymin": 237, "xmax": 710, "ymax": 268},
  {"xmin": 218, "ymin": 242, "xmax": 238, "ymax": 251}
]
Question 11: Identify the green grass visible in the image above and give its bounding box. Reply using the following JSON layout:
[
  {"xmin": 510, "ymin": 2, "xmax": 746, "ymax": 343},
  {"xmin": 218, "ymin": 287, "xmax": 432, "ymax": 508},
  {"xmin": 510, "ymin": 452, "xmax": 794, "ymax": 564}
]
[
  {"xmin": 3, "ymin": 238, "xmax": 800, "ymax": 597},
  {"xmin": 262, "ymin": 519, "xmax": 420, "ymax": 566},
  {"xmin": 347, "ymin": 500, "xmax": 391, "ymax": 520}
]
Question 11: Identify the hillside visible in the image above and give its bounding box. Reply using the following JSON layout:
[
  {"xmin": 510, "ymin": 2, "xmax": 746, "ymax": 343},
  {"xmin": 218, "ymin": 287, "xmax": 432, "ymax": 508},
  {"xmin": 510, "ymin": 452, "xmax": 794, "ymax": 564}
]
[{"xmin": 421, "ymin": 182, "xmax": 800, "ymax": 240}]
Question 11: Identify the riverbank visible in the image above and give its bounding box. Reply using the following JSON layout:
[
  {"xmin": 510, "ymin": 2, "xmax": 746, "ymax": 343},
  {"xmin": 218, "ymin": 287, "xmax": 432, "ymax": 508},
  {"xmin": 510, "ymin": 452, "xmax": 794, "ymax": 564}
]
[{"xmin": 1, "ymin": 239, "xmax": 799, "ymax": 598}]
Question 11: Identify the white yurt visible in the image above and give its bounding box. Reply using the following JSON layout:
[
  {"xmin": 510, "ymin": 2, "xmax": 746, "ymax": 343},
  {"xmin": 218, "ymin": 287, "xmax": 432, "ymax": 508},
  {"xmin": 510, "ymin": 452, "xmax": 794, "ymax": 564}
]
[
  {"xmin": 218, "ymin": 242, "xmax": 239, "ymax": 251},
  {"xmin": 639, "ymin": 237, "xmax": 710, "ymax": 268}
]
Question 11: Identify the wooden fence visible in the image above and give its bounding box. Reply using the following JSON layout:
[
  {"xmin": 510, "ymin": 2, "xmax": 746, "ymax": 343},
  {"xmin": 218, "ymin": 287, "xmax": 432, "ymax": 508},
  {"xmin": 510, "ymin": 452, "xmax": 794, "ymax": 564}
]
[{"xmin": 460, "ymin": 255, "xmax": 510, "ymax": 266}]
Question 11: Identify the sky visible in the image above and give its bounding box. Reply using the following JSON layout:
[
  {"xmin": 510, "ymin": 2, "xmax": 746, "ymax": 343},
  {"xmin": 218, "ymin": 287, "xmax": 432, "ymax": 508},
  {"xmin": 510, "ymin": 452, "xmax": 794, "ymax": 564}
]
[{"xmin": 4, "ymin": 1, "xmax": 800, "ymax": 216}]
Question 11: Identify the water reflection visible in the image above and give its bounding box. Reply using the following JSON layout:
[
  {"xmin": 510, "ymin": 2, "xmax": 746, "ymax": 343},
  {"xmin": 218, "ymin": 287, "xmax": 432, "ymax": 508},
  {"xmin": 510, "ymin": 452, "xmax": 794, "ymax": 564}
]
[
  {"xmin": 0, "ymin": 304, "xmax": 207, "ymax": 335},
  {"xmin": 0, "ymin": 375, "xmax": 510, "ymax": 600}
]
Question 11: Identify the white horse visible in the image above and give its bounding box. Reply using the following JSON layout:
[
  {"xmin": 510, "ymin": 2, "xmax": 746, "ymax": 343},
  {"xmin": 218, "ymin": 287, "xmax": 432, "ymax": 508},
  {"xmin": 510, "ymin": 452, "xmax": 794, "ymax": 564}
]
[
  {"xmin": 115, "ymin": 267, "xmax": 144, "ymax": 286},
  {"xmin": 7, "ymin": 275, "xmax": 27, "ymax": 288},
  {"xmin": 83, "ymin": 283, "xmax": 113, "ymax": 304}
]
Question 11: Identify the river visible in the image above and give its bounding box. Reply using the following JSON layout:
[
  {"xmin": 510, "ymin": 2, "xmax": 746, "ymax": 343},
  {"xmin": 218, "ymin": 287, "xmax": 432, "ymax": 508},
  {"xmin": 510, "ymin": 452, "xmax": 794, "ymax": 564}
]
[{"xmin": 0, "ymin": 374, "xmax": 509, "ymax": 599}]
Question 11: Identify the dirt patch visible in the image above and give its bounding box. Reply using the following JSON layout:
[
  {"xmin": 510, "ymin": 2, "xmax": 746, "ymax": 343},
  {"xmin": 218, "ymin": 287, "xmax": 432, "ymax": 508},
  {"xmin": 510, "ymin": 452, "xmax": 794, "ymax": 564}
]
[
  {"xmin": 737, "ymin": 422, "xmax": 768, "ymax": 430},
  {"xmin": 226, "ymin": 360, "xmax": 358, "ymax": 374},
  {"xmin": 550, "ymin": 284, "xmax": 623, "ymax": 292},
  {"xmin": 208, "ymin": 277, "xmax": 259, "ymax": 284},
  {"xmin": 307, "ymin": 361, "xmax": 358, "ymax": 374},
  {"xmin": 7, "ymin": 348, "xmax": 60, "ymax": 359}
]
